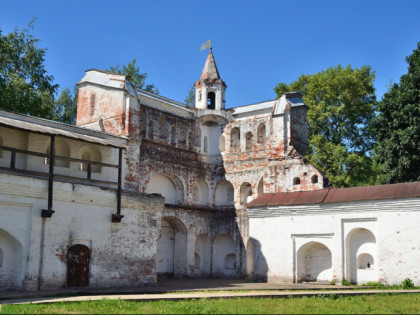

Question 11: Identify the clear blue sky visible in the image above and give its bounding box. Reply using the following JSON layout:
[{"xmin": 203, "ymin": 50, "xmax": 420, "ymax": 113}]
[{"xmin": 1, "ymin": 0, "xmax": 419, "ymax": 108}]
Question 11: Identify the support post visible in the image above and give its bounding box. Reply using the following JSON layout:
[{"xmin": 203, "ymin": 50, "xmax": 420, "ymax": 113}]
[
  {"xmin": 112, "ymin": 147, "xmax": 124, "ymax": 223},
  {"xmin": 42, "ymin": 135, "xmax": 55, "ymax": 218}
]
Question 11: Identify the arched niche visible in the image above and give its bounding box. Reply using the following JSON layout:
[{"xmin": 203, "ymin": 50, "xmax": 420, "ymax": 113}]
[
  {"xmin": 257, "ymin": 177, "xmax": 264, "ymax": 196},
  {"xmin": 45, "ymin": 138, "xmax": 70, "ymax": 168},
  {"xmin": 245, "ymin": 132, "xmax": 253, "ymax": 151},
  {"xmin": 194, "ymin": 234, "xmax": 211, "ymax": 277},
  {"xmin": 219, "ymin": 135, "xmax": 225, "ymax": 152},
  {"xmin": 79, "ymin": 145, "xmax": 101, "ymax": 173},
  {"xmin": 146, "ymin": 173, "xmax": 184, "ymax": 205},
  {"xmin": 297, "ymin": 241, "xmax": 332, "ymax": 283},
  {"xmin": 346, "ymin": 228, "xmax": 377, "ymax": 284},
  {"xmin": 203, "ymin": 136, "xmax": 208, "ymax": 153},
  {"xmin": 195, "ymin": 127, "xmax": 201, "ymax": 147},
  {"xmin": 293, "ymin": 177, "xmax": 301, "ymax": 186},
  {"xmin": 0, "ymin": 228, "xmax": 23, "ymax": 290},
  {"xmin": 257, "ymin": 123, "xmax": 266, "ymax": 144},
  {"xmin": 192, "ymin": 180, "xmax": 209, "ymax": 206},
  {"xmin": 212, "ymin": 234, "xmax": 236, "ymax": 277},
  {"xmin": 240, "ymin": 182, "xmax": 252, "ymax": 205},
  {"xmin": 214, "ymin": 180, "xmax": 234, "ymax": 206},
  {"xmin": 156, "ymin": 217, "xmax": 187, "ymax": 278},
  {"xmin": 230, "ymin": 127, "xmax": 240, "ymax": 150}
]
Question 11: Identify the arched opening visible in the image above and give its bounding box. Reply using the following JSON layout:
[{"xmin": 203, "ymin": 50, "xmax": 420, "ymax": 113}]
[
  {"xmin": 246, "ymin": 132, "xmax": 253, "ymax": 151},
  {"xmin": 215, "ymin": 181, "xmax": 235, "ymax": 206},
  {"xmin": 311, "ymin": 175, "xmax": 318, "ymax": 184},
  {"xmin": 230, "ymin": 128, "xmax": 240, "ymax": 150},
  {"xmin": 67, "ymin": 244, "xmax": 90, "ymax": 287},
  {"xmin": 79, "ymin": 146, "xmax": 101, "ymax": 173},
  {"xmin": 257, "ymin": 123, "xmax": 266, "ymax": 144},
  {"xmin": 358, "ymin": 253, "xmax": 374, "ymax": 269},
  {"xmin": 207, "ymin": 92, "xmax": 215, "ymax": 109},
  {"xmin": 213, "ymin": 234, "xmax": 236, "ymax": 277},
  {"xmin": 148, "ymin": 120, "xmax": 154, "ymax": 139},
  {"xmin": 146, "ymin": 173, "xmax": 184, "ymax": 205},
  {"xmin": 219, "ymin": 136, "xmax": 225, "ymax": 152},
  {"xmin": 203, "ymin": 136, "xmax": 208, "ymax": 153},
  {"xmin": 194, "ymin": 234, "xmax": 211, "ymax": 277},
  {"xmin": 195, "ymin": 127, "xmax": 201, "ymax": 147},
  {"xmin": 45, "ymin": 138, "xmax": 70, "ymax": 168},
  {"xmin": 178, "ymin": 123, "xmax": 186, "ymax": 145},
  {"xmin": 156, "ymin": 217, "xmax": 187, "ymax": 278},
  {"xmin": 257, "ymin": 177, "xmax": 264, "ymax": 196},
  {"xmin": 297, "ymin": 241, "xmax": 332, "ymax": 283},
  {"xmin": 0, "ymin": 229, "xmax": 23, "ymax": 289},
  {"xmin": 293, "ymin": 177, "xmax": 300, "ymax": 185},
  {"xmin": 246, "ymin": 239, "xmax": 255, "ymax": 280},
  {"xmin": 346, "ymin": 228, "xmax": 377, "ymax": 284},
  {"xmin": 240, "ymin": 182, "xmax": 252, "ymax": 205},
  {"xmin": 192, "ymin": 180, "xmax": 209, "ymax": 206}
]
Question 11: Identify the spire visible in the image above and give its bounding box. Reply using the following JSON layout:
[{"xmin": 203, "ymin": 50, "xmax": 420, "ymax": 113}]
[{"xmin": 200, "ymin": 48, "xmax": 221, "ymax": 80}]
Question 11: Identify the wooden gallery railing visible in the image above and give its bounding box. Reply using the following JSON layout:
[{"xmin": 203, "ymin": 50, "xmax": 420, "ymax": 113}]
[{"xmin": 0, "ymin": 135, "xmax": 124, "ymax": 222}]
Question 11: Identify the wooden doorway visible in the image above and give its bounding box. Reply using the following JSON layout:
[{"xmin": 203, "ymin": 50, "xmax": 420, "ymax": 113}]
[{"xmin": 67, "ymin": 244, "xmax": 90, "ymax": 287}]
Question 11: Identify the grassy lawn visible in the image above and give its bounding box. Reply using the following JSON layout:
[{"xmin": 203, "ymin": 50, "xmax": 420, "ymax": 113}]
[{"xmin": 2, "ymin": 293, "xmax": 420, "ymax": 314}]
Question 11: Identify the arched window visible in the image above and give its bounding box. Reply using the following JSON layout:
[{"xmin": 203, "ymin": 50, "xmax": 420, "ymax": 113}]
[
  {"xmin": 240, "ymin": 182, "xmax": 252, "ymax": 204},
  {"xmin": 203, "ymin": 136, "xmax": 208, "ymax": 153},
  {"xmin": 246, "ymin": 132, "xmax": 253, "ymax": 151},
  {"xmin": 257, "ymin": 123, "xmax": 266, "ymax": 144},
  {"xmin": 311, "ymin": 175, "xmax": 318, "ymax": 184},
  {"xmin": 178, "ymin": 123, "xmax": 186, "ymax": 144},
  {"xmin": 207, "ymin": 92, "xmax": 215, "ymax": 109},
  {"xmin": 219, "ymin": 136, "xmax": 225, "ymax": 152},
  {"xmin": 195, "ymin": 127, "xmax": 201, "ymax": 147},
  {"xmin": 90, "ymin": 94, "xmax": 96, "ymax": 115},
  {"xmin": 148, "ymin": 120, "xmax": 154, "ymax": 139},
  {"xmin": 231, "ymin": 128, "xmax": 240, "ymax": 150},
  {"xmin": 293, "ymin": 177, "xmax": 300, "ymax": 185},
  {"xmin": 44, "ymin": 139, "xmax": 70, "ymax": 168}
]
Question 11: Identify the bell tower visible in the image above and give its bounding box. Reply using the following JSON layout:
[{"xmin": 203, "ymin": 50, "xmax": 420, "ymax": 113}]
[{"xmin": 194, "ymin": 48, "xmax": 227, "ymax": 110}]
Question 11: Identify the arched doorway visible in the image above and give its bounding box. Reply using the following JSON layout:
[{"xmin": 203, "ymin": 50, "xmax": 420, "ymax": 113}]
[
  {"xmin": 156, "ymin": 217, "xmax": 187, "ymax": 278},
  {"xmin": 0, "ymin": 228, "xmax": 23, "ymax": 290},
  {"xmin": 67, "ymin": 244, "xmax": 90, "ymax": 287},
  {"xmin": 346, "ymin": 228, "xmax": 377, "ymax": 284},
  {"xmin": 297, "ymin": 241, "xmax": 332, "ymax": 283}
]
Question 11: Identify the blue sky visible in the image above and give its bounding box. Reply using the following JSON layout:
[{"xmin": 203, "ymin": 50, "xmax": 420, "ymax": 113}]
[{"xmin": 1, "ymin": 0, "xmax": 419, "ymax": 108}]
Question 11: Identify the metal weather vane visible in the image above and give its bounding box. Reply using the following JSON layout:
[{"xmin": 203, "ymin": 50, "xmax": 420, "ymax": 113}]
[{"xmin": 200, "ymin": 39, "xmax": 212, "ymax": 51}]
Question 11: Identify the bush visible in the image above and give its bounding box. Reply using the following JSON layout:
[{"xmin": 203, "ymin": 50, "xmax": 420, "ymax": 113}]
[
  {"xmin": 341, "ymin": 278, "xmax": 352, "ymax": 286},
  {"xmin": 401, "ymin": 278, "xmax": 414, "ymax": 289},
  {"xmin": 364, "ymin": 281, "xmax": 385, "ymax": 288},
  {"xmin": 330, "ymin": 280, "xmax": 336, "ymax": 285}
]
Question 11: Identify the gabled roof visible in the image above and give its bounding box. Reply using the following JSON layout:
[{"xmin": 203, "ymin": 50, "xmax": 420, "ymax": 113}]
[
  {"xmin": 247, "ymin": 182, "xmax": 420, "ymax": 208},
  {"xmin": 200, "ymin": 49, "xmax": 221, "ymax": 80}
]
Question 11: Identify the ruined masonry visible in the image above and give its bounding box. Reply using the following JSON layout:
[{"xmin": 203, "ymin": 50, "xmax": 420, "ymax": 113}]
[{"xmin": 0, "ymin": 49, "xmax": 419, "ymax": 291}]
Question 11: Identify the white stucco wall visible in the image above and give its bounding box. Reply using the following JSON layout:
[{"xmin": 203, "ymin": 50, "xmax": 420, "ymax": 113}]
[{"xmin": 248, "ymin": 198, "xmax": 420, "ymax": 285}]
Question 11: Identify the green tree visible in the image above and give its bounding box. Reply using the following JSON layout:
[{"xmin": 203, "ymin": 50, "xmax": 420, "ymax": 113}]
[
  {"xmin": 107, "ymin": 58, "xmax": 159, "ymax": 94},
  {"xmin": 184, "ymin": 85, "xmax": 195, "ymax": 107},
  {"xmin": 275, "ymin": 65, "xmax": 377, "ymax": 187},
  {"xmin": 53, "ymin": 87, "xmax": 78, "ymax": 125},
  {"xmin": 373, "ymin": 42, "xmax": 420, "ymax": 183},
  {"xmin": 0, "ymin": 21, "xmax": 58, "ymax": 118}
]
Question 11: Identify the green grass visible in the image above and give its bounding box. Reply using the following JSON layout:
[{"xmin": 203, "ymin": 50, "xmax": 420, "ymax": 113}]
[{"xmin": 2, "ymin": 293, "xmax": 420, "ymax": 314}]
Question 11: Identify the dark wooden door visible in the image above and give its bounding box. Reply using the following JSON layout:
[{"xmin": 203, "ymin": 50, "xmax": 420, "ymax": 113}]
[{"xmin": 67, "ymin": 244, "xmax": 90, "ymax": 287}]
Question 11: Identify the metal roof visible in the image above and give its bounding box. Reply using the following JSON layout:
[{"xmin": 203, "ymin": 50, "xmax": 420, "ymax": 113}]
[
  {"xmin": 0, "ymin": 110, "xmax": 127, "ymax": 148},
  {"xmin": 231, "ymin": 100, "xmax": 276, "ymax": 115},
  {"xmin": 247, "ymin": 182, "xmax": 420, "ymax": 208}
]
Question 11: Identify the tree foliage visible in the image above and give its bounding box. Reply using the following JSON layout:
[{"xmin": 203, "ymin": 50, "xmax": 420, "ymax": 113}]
[
  {"xmin": 53, "ymin": 87, "xmax": 78, "ymax": 125},
  {"xmin": 373, "ymin": 42, "xmax": 420, "ymax": 183},
  {"xmin": 107, "ymin": 58, "xmax": 159, "ymax": 94},
  {"xmin": 0, "ymin": 21, "xmax": 58, "ymax": 118},
  {"xmin": 184, "ymin": 85, "xmax": 195, "ymax": 107},
  {"xmin": 275, "ymin": 65, "xmax": 377, "ymax": 187}
]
